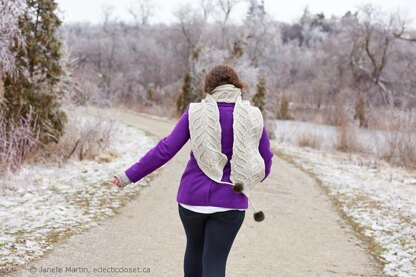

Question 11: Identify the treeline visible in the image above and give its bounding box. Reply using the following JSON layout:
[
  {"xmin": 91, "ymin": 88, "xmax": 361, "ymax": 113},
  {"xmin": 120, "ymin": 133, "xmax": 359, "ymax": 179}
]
[
  {"xmin": 61, "ymin": 1, "xmax": 416, "ymax": 126},
  {"xmin": 1, "ymin": 0, "xmax": 416, "ymax": 173}
]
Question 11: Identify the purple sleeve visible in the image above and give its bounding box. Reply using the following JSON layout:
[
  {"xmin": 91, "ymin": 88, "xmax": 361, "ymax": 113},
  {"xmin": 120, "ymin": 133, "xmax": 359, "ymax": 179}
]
[
  {"xmin": 124, "ymin": 108, "xmax": 190, "ymax": 183},
  {"xmin": 259, "ymin": 126, "xmax": 273, "ymax": 182}
]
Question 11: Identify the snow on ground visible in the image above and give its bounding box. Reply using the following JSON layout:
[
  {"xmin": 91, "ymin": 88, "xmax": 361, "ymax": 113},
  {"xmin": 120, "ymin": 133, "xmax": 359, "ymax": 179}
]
[
  {"xmin": 273, "ymin": 119, "xmax": 408, "ymax": 154},
  {"xmin": 0, "ymin": 112, "xmax": 157, "ymax": 273},
  {"xmin": 271, "ymin": 139, "xmax": 416, "ymax": 277}
]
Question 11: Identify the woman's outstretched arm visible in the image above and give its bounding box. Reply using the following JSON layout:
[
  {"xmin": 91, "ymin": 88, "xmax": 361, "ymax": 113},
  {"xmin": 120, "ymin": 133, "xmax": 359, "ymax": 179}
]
[{"xmin": 114, "ymin": 107, "xmax": 190, "ymax": 187}]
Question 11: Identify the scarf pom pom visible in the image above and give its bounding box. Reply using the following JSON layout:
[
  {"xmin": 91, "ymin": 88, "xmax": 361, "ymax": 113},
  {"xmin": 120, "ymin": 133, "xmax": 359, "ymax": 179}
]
[
  {"xmin": 233, "ymin": 182, "xmax": 244, "ymax": 193},
  {"xmin": 254, "ymin": 211, "xmax": 265, "ymax": 222}
]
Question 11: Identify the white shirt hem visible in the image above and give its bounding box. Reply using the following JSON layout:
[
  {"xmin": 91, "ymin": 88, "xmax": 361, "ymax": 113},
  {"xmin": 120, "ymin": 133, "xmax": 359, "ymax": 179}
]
[{"xmin": 179, "ymin": 203, "xmax": 246, "ymax": 214}]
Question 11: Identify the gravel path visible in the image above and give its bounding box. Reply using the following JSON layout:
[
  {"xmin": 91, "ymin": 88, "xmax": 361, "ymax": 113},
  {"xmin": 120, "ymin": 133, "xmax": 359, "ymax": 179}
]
[{"xmin": 8, "ymin": 107, "xmax": 384, "ymax": 277}]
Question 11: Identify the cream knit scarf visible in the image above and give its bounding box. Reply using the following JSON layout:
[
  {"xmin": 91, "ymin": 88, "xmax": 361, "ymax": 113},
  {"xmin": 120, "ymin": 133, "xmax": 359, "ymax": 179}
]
[{"xmin": 188, "ymin": 84, "xmax": 266, "ymax": 219}]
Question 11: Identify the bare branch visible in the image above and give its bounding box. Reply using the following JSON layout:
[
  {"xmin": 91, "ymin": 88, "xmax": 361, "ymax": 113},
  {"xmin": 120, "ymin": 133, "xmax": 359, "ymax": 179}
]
[
  {"xmin": 128, "ymin": 0, "xmax": 154, "ymax": 26},
  {"xmin": 394, "ymin": 32, "xmax": 416, "ymax": 42},
  {"xmin": 392, "ymin": 10, "xmax": 416, "ymax": 42},
  {"xmin": 200, "ymin": 0, "xmax": 215, "ymax": 21},
  {"xmin": 217, "ymin": 0, "xmax": 240, "ymax": 25}
]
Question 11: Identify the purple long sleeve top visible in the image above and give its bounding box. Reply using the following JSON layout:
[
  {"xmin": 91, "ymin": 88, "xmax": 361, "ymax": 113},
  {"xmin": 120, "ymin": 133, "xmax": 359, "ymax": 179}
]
[{"xmin": 124, "ymin": 102, "xmax": 274, "ymax": 209}]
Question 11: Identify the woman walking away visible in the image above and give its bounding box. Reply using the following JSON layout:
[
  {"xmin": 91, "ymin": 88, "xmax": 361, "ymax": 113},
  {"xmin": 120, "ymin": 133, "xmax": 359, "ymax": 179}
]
[{"xmin": 111, "ymin": 64, "xmax": 274, "ymax": 277}]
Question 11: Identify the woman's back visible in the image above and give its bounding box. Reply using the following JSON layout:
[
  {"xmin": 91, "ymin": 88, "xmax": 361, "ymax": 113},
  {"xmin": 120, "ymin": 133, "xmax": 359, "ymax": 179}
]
[{"xmin": 177, "ymin": 101, "xmax": 273, "ymax": 209}]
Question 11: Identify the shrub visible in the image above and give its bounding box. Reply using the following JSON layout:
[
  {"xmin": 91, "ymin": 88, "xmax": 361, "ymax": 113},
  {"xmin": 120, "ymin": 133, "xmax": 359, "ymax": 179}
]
[
  {"xmin": 33, "ymin": 109, "xmax": 117, "ymax": 165},
  {"xmin": 277, "ymin": 94, "xmax": 291, "ymax": 120},
  {"xmin": 354, "ymin": 93, "xmax": 368, "ymax": 128},
  {"xmin": 0, "ymin": 106, "xmax": 39, "ymax": 175},
  {"xmin": 377, "ymin": 110, "xmax": 416, "ymax": 168},
  {"xmin": 298, "ymin": 131, "xmax": 322, "ymax": 149},
  {"xmin": 252, "ymin": 76, "xmax": 266, "ymax": 112}
]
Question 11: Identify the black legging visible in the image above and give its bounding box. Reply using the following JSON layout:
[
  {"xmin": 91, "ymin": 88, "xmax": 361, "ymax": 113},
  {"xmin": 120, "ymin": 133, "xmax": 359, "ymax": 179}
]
[{"xmin": 178, "ymin": 203, "xmax": 245, "ymax": 277}]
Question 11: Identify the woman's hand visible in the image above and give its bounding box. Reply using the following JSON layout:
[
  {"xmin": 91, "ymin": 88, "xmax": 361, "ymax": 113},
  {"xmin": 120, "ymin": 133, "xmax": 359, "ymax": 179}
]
[
  {"xmin": 111, "ymin": 173, "xmax": 132, "ymax": 188},
  {"xmin": 111, "ymin": 176, "xmax": 122, "ymax": 187}
]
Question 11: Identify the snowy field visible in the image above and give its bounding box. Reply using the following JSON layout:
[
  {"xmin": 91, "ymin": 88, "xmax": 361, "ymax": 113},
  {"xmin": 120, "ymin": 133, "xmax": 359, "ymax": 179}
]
[
  {"xmin": 0, "ymin": 113, "xmax": 157, "ymax": 274},
  {"xmin": 271, "ymin": 139, "xmax": 416, "ymax": 277},
  {"xmin": 273, "ymin": 119, "xmax": 415, "ymax": 156}
]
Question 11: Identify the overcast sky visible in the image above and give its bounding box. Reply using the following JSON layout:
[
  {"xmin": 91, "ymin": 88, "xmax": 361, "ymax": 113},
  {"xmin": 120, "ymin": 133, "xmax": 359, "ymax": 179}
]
[{"xmin": 56, "ymin": 0, "xmax": 416, "ymax": 27}]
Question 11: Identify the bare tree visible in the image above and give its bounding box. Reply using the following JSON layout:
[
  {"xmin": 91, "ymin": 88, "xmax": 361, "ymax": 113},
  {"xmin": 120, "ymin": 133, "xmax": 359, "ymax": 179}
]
[
  {"xmin": 346, "ymin": 4, "xmax": 415, "ymax": 106},
  {"xmin": 62, "ymin": 2, "xmax": 416, "ymax": 118},
  {"xmin": 217, "ymin": 0, "xmax": 241, "ymax": 49},
  {"xmin": 97, "ymin": 3, "xmax": 121, "ymax": 101},
  {"xmin": 243, "ymin": 0, "xmax": 276, "ymax": 67},
  {"xmin": 101, "ymin": 2, "xmax": 117, "ymax": 27},
  {"xmin": 174, "ymin": 4, "xmax": 205, "ymax": 50},
  {"xmin": 128, "ymin": 0, "xmax": 154, "ymax": 26}
]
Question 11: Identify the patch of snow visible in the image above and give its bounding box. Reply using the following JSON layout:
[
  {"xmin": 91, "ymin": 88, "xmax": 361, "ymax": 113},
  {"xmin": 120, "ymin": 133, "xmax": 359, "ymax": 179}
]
[
  {"xmin": 0, "ymin": 111, "xmax": 157, "ymax": 272},
  {"xmin": 271, "ymin": 140, "xmax": 416, "ymax": 277}
]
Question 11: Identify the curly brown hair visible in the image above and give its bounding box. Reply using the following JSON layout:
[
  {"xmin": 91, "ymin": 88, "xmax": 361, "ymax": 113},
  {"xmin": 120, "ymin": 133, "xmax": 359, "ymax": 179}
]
[{"xmin": 203, "ymin": 64, "xmax": 244, "ymax": 93}]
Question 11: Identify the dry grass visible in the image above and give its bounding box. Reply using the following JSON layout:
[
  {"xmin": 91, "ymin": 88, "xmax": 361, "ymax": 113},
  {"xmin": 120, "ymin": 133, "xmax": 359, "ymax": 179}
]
[
  {"xmin": 0, "ymin": 106, "xmax": 40, "ymax": 176},
  {"xmin": 1, "ymin": 105, "xmax": 120, "ymax": 181},
  {"xmin": 333, "ymin": 102, "xmax": 363, "ymax": 153},
  {"xmin": 56, "ymin": 112, "xmax": 115, "ymax": 162},
  {"xmin": 370, "ymin": 108, "xmax": 416, "ymax": 169},
  {"xmin": 380, "ymin": 127, "xmax": 416, "ymax": 169},
  {"xmin": 297, "ymin": 131, "xmax": 322, "ymax": 149},
  {"xmin": 335, "ymin": 123, "xmax": 363, "ymax": 153},
  {"xmin": 28, "ymin": 108, "xmax": 118, "ymax": 166},
  {"xmin": 280, "ymin": 97, "xmax": 415, "ymax": 169}
]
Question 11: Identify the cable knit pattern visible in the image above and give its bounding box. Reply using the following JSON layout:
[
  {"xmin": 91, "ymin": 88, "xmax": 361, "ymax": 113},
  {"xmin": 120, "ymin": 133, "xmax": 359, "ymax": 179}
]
[
  {"xmin": 209, "ymin": 84, "xmax": 243, "ymax": 103},
  {"xmin": 188, "ymin": 97, "xmax": 228, "ymax": 183},
  {"xmin": 230, "ymin": 97, "xmax": 265, "ymax": 191},
  {"xmin": 188, "ymin": 84, "xmax": 265, "ymax": 196}
]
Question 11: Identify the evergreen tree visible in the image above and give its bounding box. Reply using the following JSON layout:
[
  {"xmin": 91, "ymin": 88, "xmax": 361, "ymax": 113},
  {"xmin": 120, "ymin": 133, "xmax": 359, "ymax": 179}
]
[
  {"xmin": 145, "ymin": 83, "xmax": 155, "ymax": 107},
  {"xmin": 278, "ymin": 94, "xmax": 291, "ymax": 120},
  {"xmin": 231, "ymin": 40, "xmax": 243, "ymax": 60},
  {"xmin": 176, "ymin": 72, "xmax": 191, "ymax": 115},
  {"xmin": 252, "ymin": 75, "xmax": 266, "ymax": 112},
  {"xmin": 176, "ymin": 47, "xmax": 205, "ymax": 115},
  {"xmin": 2, "ymin": 0, "xmax": 66, "ymax": 144}
]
